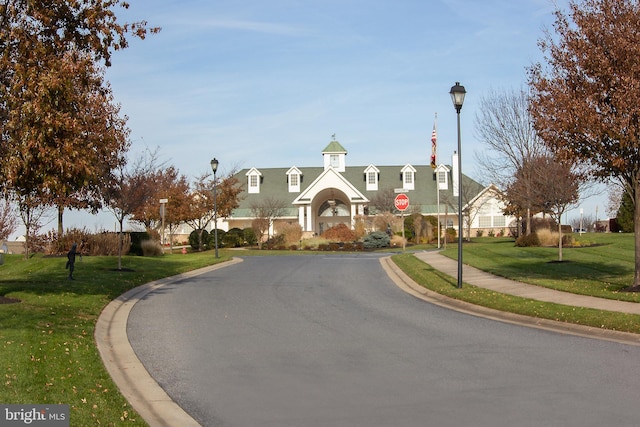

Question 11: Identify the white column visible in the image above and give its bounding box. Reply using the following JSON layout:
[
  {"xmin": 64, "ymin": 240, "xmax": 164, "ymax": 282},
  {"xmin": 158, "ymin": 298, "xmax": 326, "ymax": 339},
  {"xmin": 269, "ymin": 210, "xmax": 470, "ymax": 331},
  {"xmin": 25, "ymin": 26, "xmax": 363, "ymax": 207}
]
[
  {"xmin": 298, "ymin": 206, "xmax": 305, "ymax": 230},
  {"xmin": 306, "ymin": 205, "xmax": 313, "ymax": 232},
  {"xmin": 351, "ymin": 203, "xmax": 357, "ymax": 229}
]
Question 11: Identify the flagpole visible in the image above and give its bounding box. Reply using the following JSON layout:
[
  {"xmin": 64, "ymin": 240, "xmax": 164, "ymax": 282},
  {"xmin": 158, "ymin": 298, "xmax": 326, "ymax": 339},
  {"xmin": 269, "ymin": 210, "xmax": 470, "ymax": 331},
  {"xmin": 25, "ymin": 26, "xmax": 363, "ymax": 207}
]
[{"xmin": 432, "ymin": 113, "xmax": 440, "ymax": 249}]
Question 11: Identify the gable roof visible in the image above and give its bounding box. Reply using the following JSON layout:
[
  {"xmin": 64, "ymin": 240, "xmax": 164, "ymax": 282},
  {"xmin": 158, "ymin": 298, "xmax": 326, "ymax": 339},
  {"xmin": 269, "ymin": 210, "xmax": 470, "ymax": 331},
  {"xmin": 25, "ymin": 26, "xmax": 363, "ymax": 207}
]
[{"xmin": 292, "ymin": 167, "xmax": 368, "ymax": 205}]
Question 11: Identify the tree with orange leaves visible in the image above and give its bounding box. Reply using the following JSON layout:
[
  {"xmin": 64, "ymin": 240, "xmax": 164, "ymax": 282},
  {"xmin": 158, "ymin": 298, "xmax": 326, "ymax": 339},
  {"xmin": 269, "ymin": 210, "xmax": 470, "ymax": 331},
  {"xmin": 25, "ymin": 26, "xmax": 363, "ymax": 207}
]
[
  {"xmin": 529, "ymin": 0, "xmax": 640, "ymax": 288},
  {"xmin": 0, "ymin": 1, "xmax": 159, "ymax": 240}
]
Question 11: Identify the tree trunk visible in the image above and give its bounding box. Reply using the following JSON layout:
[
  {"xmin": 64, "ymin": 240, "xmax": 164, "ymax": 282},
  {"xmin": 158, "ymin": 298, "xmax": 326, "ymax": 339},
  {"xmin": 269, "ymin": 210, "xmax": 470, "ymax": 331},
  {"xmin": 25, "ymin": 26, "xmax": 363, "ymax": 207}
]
[
  {"xmin": 57, "ymin": 205, "xmax": 64, "ymax": 236},
  {"xmin": 558, "ymin": 220, "xmax": 563, "ymax": 262},
  {"xmin": 23, "ymin": 223, "xmax": 30, "ymax": 260},
  {"xmin": 634, "ymin": 181, "xmax": 640, "ymax": 288},
  {"xmin": 118, "ymin": 218, "xmax": 124, "ymax": 271}
]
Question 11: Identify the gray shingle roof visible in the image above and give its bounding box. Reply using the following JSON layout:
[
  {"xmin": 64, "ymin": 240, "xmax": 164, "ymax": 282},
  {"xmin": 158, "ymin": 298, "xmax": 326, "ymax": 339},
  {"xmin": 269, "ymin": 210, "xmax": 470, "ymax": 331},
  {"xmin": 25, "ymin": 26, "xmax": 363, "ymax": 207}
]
[{"xmin": 231, "ymin": 164, "xmax": 484, "ymax": 218}]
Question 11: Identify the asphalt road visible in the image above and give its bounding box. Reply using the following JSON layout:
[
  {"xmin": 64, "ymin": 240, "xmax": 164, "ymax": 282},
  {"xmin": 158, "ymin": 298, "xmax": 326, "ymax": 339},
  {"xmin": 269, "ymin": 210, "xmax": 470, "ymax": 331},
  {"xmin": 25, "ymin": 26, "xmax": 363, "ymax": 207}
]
[{"xmin": 127, "ymin": 254, "xmax": 640, "ymax": 427}]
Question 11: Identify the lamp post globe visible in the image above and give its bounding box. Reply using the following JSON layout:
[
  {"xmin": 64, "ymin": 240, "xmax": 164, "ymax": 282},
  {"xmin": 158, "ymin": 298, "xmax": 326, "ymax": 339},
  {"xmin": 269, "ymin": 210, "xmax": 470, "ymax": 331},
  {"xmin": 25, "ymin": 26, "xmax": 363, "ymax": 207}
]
[
  {"xmin": 450, "ymin": 82, "xmax": 466, "ymax": 113},
  {"xmin": 450, "ymin": 82, "xmax": 465, "ymax": 288},
  {"xmin": 210, "ymin": 158, "xmax": 219, "ymax": 258}
]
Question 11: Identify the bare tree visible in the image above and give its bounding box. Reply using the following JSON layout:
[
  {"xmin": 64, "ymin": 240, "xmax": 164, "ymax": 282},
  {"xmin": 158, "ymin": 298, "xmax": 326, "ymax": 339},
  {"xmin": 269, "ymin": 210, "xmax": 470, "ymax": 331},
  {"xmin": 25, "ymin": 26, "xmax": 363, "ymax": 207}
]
[
  {"xmin": 367, "ymin": 187, "xmax": 396, "ymax": 215},
  {"xmin": 15, "ymin": 194, "xmax": 52, "ymax": 259},
  {"xmin": 519, "ymin": 155, "xmax": 581, "ymax": 261},
  {"xmin": 475, "ymin": 87, "xmax": 548, "ymax": 235},
  {"xmin": 607, "ymin": 184, "xmax": 624, "ymax": 220},
  {"xmin": 570, "ymin": 213, "xmax": 595, "ymax": 232},
  {"xmin": 183, "ymin": 170, "xmax": 243, "ymax": 251},
  {"xmin": 250, "ymin": 197, "xmax": 288, "ymax": 248},
  {"xmin": 104, "ymin": 152, "xmax": 157, "ymax": 269}
]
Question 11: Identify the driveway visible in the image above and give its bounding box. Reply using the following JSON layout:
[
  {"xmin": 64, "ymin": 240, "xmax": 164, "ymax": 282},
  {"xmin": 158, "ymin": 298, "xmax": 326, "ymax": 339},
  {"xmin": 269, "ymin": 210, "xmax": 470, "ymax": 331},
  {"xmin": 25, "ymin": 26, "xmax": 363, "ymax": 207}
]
[{"xmin": 126, "ymin": 254, "xmax": 640, "ymax": 426}]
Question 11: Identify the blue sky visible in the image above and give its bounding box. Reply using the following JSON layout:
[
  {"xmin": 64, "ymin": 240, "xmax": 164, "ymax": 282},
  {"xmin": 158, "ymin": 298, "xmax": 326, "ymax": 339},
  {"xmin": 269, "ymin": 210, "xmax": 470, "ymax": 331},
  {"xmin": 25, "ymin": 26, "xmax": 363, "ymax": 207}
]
[
  {"xmin": 14, "ymin": 0, "xmax": 611, "ymax": 238},
  {"xmin": 108, "ymin": 0, "xmax": 561, "ymax": 174}
]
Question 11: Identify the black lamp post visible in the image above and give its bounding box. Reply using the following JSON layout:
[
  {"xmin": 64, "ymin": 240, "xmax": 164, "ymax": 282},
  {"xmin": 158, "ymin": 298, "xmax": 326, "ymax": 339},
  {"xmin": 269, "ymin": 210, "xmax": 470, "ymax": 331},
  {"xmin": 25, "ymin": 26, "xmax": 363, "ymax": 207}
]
[
  {"xmin": 210, "ymin": 158, "xmax": 219, "ymax": 258},
  {"xmin": 450, "ymin": 82, "xmax": 466, "ymax": 288}
]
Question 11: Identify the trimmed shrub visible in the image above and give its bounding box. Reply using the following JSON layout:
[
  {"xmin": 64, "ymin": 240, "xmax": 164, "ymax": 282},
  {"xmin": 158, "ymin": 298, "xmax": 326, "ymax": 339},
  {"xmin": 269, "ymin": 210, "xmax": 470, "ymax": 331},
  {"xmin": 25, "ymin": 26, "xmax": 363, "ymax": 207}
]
[
  {"xmin": 243, "ymin": 228, "xmax": 257, "ymax": 246},
  {"xmin": 224, "ymin": 228, "xmax": 246, "ymax": 247},
  {"xmin": 189, "ymin": 229, "xmax": 209, "ymax": 250},
  {"xmin": 445, "ymin": 227, "xmax": 457, "ymax": 243},
  {"xmin": 515, "ymin": 232, "xmax": 541, "ymax": 247},
  {"xmin": 265, "ymin": 234, "xmax": 286, "ymax": 249},
  {"xmin": 129, "ymin": 231, "xmax": 151, "ymax": 256},
  {"xmin": 208, "ymin": 229, "xmax": 226, "ymax": 248},
  {"xmin": 363, "ymin": 231, "xmax": 390, "ymax": 249},
  {"xmin": 322, "ymin": 223, "xmax": 356, "ymax": 242},
  {"xmin": 342, "ymin": 242, "xmax": 355, "ymax": 251},
  {"xmin": 300, "ymin": 237, "xmax": 329, "ymax": 250}
]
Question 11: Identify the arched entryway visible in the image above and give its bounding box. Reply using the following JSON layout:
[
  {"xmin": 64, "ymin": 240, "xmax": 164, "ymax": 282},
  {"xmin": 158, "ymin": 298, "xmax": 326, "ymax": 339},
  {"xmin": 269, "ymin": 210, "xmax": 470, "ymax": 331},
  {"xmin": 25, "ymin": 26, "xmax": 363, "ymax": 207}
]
[{"xmin": 314, "ymin": 188, "xmax": 351, "ymax": 235}]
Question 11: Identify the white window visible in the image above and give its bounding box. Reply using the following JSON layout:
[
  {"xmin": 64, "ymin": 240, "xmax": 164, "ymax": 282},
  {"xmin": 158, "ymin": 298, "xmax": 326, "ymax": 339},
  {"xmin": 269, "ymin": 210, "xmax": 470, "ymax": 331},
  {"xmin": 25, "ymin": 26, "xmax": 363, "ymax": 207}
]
[
  {"xmin": 404, "ymin": 172, "xmax": 413, "ymax": 185},
  {"xmin": 368, "ymin": 171, "xmax": 376, "ymax": 184},
  {"xmin": 479, "ymin": 216, "xmax": 492, "ymax": 227},
  {"xmin": 493, "ymin": 216, "xmax": 506, "ymax": 227},
  {"xmin": 435, "ymin": 165, "xmax": 450, "ymax": 190},
  {"xmin": 401, "ymin": 164, "xmax": 416, "ymax": 190},
  {"xmin": 286, "ymin": 167, "xmax": 302, "ymax": 193},
  {"xmin": 364, "ymin": 165, "xmax": 380, "ymax": 191},
  {"xmin": 330, "ymin": 154, "xmax": 340, "ymax": 168},
  {"xmin": 246, "ymin": 168, "xmax": 262, "ymax": 194}
]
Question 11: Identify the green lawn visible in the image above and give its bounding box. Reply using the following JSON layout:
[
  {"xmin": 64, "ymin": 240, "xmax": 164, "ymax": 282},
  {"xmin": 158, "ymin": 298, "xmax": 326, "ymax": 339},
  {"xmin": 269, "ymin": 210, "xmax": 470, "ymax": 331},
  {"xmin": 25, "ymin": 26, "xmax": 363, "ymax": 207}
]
[
  {"xmin": 1, "ymin": 234, "xmax": 639, "ymax": 425},
  {"xmin": 390, "ymin": 232, "xmax": 640, "ymax": 336},
  {"xmin": 441, "ymin": 233, "xmax": 640, "ymax": 302},
  {"xmin": 0, "ymin": 251, "xmax": 231, "ymax": 426}
]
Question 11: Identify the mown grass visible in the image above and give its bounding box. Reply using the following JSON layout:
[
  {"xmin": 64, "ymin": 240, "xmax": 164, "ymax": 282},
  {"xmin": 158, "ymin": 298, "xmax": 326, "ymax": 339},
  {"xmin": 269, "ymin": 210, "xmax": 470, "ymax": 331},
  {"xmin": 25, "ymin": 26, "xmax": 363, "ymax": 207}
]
[
  {"xmin": 2, "ymin": 234, "xmax": 639, "ymax": 425},
  {"xmin": 441, "ymin": 234, "xmax": 640, "ymax": 301},
  {"xmin": 391, "ymin": 232, "xmax": 640, "ymax": 334},
  {"xmin": 0, "ymin": 251, "xmax": 231, "ymax": 426}
]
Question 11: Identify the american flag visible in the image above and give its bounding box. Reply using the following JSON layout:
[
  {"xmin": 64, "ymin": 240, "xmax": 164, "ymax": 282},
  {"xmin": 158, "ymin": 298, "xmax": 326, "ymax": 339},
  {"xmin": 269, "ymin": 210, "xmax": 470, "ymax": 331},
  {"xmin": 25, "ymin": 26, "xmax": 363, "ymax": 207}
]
[{"xmin": 430, "ymin": 119, "xmax": 437, "ymax": 169}]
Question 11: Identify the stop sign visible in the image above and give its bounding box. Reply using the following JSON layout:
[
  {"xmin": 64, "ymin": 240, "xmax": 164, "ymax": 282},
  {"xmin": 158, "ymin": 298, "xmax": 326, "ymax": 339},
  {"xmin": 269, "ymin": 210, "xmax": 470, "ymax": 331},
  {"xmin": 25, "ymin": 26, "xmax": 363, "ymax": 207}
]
[{"xmin": 394, "ymin": 193, "xmax": 409, "ymax": 211}]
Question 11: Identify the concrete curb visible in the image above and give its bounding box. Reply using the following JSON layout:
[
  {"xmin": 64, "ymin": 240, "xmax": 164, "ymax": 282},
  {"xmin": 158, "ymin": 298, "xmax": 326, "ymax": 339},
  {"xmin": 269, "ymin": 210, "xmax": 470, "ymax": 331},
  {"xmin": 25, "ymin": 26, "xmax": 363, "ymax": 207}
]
[
  {"xmin": 380, "ymin": 256, "xmax": 640, "ymax": 347},
  {"xmin": 94, "ymin": 258, "xmax": 243, "ymax": 427}
]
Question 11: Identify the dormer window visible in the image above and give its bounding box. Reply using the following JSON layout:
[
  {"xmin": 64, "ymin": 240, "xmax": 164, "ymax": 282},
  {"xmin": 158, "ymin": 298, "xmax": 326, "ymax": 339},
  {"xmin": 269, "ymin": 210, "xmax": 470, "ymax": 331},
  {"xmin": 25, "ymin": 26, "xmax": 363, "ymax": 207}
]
[
  {"xmin": 246, "ymin": 168, "xmax": 262, "ymax": 194},
  {"xmin": 286, "ymin": 167, "xmax": 302, "ymax": 193},
  {"xmin": 401, "ymin": 164, "xmax": 416, "ymax": 190},
  {"xmin": 364, "ymin": 164, "xmax": 380, "ymax": 191},
  {"xmin": 435, "ymin": 165, "xmax": 450, "ymax": 190}
]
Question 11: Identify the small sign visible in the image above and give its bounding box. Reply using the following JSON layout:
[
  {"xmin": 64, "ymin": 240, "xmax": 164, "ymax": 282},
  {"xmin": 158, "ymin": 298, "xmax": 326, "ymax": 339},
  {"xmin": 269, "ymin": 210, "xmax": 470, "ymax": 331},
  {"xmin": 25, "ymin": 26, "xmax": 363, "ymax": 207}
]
[
  {"xmin": 394, "ymin": 188, "xmax": 408, "ymax": 193},
  {"xmin": 159, "ymin": 198, "xmax": 168, "ymax": 204},
  {"xmin": 394, "ymin": 193, "xmax": 409, "ymax": 212}
]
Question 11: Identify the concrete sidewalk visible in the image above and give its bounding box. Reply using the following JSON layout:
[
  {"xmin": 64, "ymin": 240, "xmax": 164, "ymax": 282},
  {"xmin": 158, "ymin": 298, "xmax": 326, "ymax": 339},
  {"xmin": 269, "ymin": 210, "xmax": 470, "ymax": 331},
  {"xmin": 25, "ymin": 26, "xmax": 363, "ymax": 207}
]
[{"xmin": 414, "ymin": 251, "xmax": 640, "ymax": 315}]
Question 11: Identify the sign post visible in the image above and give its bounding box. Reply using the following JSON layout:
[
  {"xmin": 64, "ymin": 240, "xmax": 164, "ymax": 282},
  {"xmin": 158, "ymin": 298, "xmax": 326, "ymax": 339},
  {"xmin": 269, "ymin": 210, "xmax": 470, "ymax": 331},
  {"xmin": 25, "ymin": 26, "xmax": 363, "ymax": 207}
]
[{"xmin": 394, "ymin": 194, "xmax": 409, "ymax": 252}]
